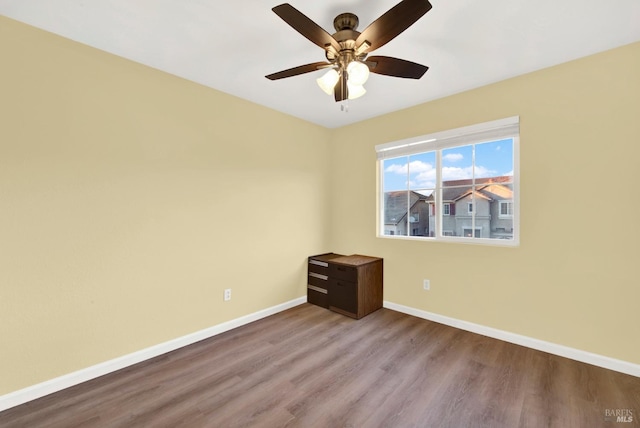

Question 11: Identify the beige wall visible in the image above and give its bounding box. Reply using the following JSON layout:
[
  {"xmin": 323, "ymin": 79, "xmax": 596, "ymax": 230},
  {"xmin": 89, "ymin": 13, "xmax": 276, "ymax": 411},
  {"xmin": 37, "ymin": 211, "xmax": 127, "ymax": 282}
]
[
  {"xmin": 2, "ymin": 15, "xmax": 639, "ymax": 398},
  {"xmin": 329, "ymin": 42, "xmax": 640, "ymax": 365},
  {"xmin": 0, "ymin": 17, "xmax": 331, "ymax": 395}
]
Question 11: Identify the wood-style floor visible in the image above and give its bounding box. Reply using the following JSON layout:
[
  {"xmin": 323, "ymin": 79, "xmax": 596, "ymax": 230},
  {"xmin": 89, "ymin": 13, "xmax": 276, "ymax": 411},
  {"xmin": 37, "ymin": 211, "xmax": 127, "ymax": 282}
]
[{"xmin": 1, "ymin": 304, "xmax": 639, "ymax": 427}]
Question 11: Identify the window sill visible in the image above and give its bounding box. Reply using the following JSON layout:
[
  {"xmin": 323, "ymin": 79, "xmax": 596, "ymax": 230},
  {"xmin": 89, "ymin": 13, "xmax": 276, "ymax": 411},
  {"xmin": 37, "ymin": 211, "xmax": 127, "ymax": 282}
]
[{"xmin": 377, "ymin": 234, "xmax": 519, "ymax": 247}]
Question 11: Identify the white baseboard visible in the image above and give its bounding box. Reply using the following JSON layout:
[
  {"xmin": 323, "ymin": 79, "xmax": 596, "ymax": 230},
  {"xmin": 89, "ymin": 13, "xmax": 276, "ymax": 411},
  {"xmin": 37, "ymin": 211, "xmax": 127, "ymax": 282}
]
[
  {"xmin": 384, "ymin": 301, "xmax": 640, "ymax": 378},
  {"xmin": 0, "ymin": 296, "xmax": 307, "ymax": 413}
]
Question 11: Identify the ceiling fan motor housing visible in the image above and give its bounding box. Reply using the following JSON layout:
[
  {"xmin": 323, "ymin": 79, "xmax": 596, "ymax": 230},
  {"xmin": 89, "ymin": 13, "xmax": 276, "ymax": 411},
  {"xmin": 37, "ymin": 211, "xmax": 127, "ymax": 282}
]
[{"xmin": 327, "ymin": 13, "xmax": 367, "ymax": 65}]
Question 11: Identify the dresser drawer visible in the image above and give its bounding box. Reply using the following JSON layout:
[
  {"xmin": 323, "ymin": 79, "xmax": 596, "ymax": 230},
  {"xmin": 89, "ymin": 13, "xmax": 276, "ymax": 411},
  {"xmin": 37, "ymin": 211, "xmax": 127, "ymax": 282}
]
[
  {"xmin": 308, "ymin": 259, "xmax": 330, "ymax": 276},
  {"xmin": 329, "ymin": 279, "xmax": 357, "ymax": 315},
  {"xmin": 308, "ymin": 271, "xmax": 329, "ymax": 289},
  {"xmin": 329, "ymin": 263, "xmax": 357, "ymax": 282},
  {"xmin": 308, "ymin": 285, "xmax": 329, "ymax": 308}
]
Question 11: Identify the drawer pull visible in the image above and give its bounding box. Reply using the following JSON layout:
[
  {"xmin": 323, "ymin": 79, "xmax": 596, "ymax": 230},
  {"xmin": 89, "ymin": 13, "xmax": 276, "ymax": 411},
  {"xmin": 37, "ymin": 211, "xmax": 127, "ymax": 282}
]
[
  {"xmin": 308, "ymin": 285, "xmax": 328, "ymax": 294},
  {"xmin": 309, "ymin": 260, "xmax": 329, "ymax": 268},
  {"xmin": 309, "ymin": 272, "xmax": 328, "ymax": 280}
]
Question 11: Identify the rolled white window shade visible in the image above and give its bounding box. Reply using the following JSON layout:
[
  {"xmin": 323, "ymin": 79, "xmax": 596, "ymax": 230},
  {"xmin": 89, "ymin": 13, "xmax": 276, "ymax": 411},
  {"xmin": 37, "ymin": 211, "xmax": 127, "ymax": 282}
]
[{"xmin": 376, "ymin": 116, "xmax": 519, "ymax": 160}]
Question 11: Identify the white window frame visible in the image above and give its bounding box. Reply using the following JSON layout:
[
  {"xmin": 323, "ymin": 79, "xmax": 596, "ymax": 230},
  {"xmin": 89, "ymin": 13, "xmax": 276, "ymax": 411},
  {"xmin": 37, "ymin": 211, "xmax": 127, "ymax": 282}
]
[
  {"xmin": 443, "ymin": 203, "xmax": 451, "ymax": 216},
  {"xmin": 376, "ymin": 116, "xmax": 520, "ymax": 247},
  {"xmin": 499, "ymin": 201, "xmax": 513, "ymax": 219},
  {"xmin": 467, "ymin": 202, "xmax": 474, "ymax": 214}
]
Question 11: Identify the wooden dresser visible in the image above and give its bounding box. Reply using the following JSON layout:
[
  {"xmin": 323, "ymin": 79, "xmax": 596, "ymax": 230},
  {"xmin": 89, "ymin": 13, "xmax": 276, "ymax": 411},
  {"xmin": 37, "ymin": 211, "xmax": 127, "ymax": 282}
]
[{"xmin": 307, "ymin": 253, "xmax": 383, "ymax": 319}]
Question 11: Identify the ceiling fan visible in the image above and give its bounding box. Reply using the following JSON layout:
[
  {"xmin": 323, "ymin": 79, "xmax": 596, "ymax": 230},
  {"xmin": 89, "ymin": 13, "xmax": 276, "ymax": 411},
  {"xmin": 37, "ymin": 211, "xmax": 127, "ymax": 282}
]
[{"xmin": 266, "ymin": 0, "xmax": 433, "ymax": 102}]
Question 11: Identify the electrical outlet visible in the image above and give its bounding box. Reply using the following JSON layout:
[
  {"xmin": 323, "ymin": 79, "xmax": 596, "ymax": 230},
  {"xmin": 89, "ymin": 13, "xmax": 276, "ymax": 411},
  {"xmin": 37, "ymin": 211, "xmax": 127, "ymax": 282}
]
[
  {"xmin": 224, "ymin": 289, "xmax": 231, "ymax": 301},
  {"xmin": 423, "ymin": 279, "xmax": 430, "ymax": 291}
]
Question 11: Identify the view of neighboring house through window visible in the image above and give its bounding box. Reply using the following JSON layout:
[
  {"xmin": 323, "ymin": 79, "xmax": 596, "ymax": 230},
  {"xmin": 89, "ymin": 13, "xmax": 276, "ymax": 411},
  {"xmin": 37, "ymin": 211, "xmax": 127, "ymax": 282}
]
[{"xmin": 376, "ymin": 117, "xmax": 519, "ymax": 246}]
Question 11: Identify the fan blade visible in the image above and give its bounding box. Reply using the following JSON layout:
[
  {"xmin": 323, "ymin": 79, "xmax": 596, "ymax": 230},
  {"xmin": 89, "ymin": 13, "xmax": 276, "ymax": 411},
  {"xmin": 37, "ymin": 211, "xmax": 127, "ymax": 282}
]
[
  {"xmin": 334, "ymin": 72, "xmax": 348, "ymax": 102},
  {"xmin": 266, "ymin": 62, "xmax": 331, "ymax": 80},
  {"xmin": 272, "ymin": 4, "xmax": 342, "ymax": 53},
  {"xmin": 367, "ymin": 56, "xmax": 428, "ymax": 79},
  {"xmin": 355, "ymin": 0, "xmax": 432, "ymax": 53}
]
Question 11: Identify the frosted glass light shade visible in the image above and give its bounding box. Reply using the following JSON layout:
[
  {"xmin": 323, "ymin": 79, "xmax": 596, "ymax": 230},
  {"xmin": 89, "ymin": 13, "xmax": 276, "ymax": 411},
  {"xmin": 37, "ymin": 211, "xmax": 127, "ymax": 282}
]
[
  {"xmin": 316, "ymin": 69, "xmax": 339, "ymax": 95},
  {"xmin": 346, "ymin": 61, "xmax": 370, "ymax": 85},
  {"xmin": 347, "ymin": 82, "xmax": 366, "ymax": 100}
]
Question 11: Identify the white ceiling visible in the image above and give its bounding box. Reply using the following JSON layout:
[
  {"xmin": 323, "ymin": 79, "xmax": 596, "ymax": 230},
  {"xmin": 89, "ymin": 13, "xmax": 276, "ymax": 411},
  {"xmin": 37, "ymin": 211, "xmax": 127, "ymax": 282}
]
[{"xmin": 2, "ymin": 0, "xmax": 639, "ymax": 128}]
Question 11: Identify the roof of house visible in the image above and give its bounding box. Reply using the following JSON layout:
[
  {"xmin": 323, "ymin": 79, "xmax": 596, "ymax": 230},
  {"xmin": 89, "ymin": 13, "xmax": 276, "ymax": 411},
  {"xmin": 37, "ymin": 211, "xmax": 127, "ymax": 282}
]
[
  {"xmin": 424, "ymin": 176, "xmax": 513, "ymax": 203},
  {"xmin": 475, "ymin": 183, "xmax": 514, "ymax": 201},
  {"xmin": 453, "ymin": 189, "xmax": 492, "ymax": 203},
  {"xmin": 441, "ymin": 176, "xmax": 512, "ymax": 188},
  {"xmin": 384, "ymin": 191, "xmax": 428, "ymax": 225}
]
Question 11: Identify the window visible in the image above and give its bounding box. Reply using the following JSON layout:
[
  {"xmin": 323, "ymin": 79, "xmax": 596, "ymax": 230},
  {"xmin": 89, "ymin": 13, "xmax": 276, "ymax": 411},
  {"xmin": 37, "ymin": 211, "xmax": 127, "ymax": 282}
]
[
  {"xmin": 376, "ymin": 116, "xmax": 519, "ymax": 246},
  {"xmin": 463, "ymin": 228, "xmax": 481, "ymax": 238},
  {"xmin": 499, "ymin": 201, "xmax": 513, "ymax": 218}
]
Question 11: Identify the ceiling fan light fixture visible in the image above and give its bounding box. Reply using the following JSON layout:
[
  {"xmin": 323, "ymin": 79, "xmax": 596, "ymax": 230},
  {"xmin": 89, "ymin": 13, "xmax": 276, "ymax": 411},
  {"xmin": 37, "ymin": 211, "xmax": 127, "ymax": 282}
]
[
  {"xmin": 347, "ymin": 82, "xmax": 366, "ymax": 100},
  {"xmin": 317, "ymin": 69, "xmax": 340, "ymax": 95},
  {"xmin": 346, "ymin": 60, "xmax": 370, "ymax": 86}
]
